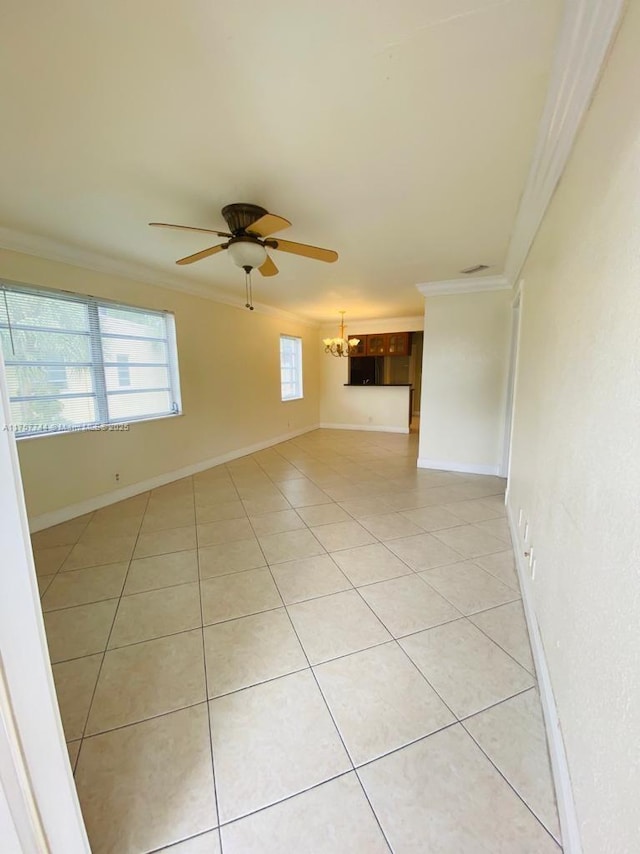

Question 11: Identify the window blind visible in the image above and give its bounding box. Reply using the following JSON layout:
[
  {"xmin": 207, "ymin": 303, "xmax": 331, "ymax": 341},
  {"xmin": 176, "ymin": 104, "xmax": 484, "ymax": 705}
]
[
  {"xmin": 280, "ymin": 335, "xmax": 303, "ymax": 401},
  {"xmin": 0, "ymin": 283, "xmax": 181, "ymax": 437}
]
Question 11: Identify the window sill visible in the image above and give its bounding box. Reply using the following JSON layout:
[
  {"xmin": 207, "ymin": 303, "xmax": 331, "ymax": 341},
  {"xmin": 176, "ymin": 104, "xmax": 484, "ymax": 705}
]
[
  {"xmin": 281, "ymin": 396, "xmax": 304, "ymax": 403},
  {"xmin": 14, "ymin": 411, "xmax": 183, "ymax": 441}
]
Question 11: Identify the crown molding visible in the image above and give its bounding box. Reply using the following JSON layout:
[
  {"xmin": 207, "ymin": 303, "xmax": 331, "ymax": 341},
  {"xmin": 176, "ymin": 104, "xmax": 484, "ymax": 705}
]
[
  {"xmin": 504, "ymin": 0, "xmax": 626, "ymax": 281},
  {"xmin": 0, "ymin": 227, "xmax": 318, "ymax": 328},
  {"xmin": 416, "ymin": 0, "xmax": 625, "ymax": 299},
  {"xmin": 416, "ymin": 275, "xmax": 510, "ymax": 297},
  {"xmin": 320, "ymin": 314, "xmax": 424, "ymax": 333}
]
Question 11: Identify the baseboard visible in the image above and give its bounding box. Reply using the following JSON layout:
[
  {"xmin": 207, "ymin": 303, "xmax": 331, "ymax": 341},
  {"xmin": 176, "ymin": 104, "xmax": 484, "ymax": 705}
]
[
  {"xmin": 319, "ymin": 422, "xmax": 410, "ymax": 434},
  {"xmin": 417, "ymin": 457, "xmax": 501, "ymax": 476},
  {"xmin": 506, "ymin": 502, "xmax": 582, "ymax": 854},
  {"xmin": 28, "ymin": 423, "xmax": 320, "ymax": 532}
]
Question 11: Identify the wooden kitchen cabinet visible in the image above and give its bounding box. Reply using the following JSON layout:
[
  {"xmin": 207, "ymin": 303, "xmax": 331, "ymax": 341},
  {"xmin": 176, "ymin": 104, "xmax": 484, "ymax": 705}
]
[
  {"xmin": 366, "ymin": 334, "xmax": 387, "ymax": 356},
  {"xmin": 387, "ymin": 332, "xmax": 409, "ymax": 356},
  {"xmin": 349, "ymin": 331, "xmax": 411, "ymax": 357}
]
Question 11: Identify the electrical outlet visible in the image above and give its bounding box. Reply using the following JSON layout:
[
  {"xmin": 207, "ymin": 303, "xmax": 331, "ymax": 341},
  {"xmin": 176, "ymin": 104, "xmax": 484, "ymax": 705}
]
[
  {"xmin": 368, "ymin": 416, "xmax": 373, "ymax": 423},
  {"xmin": 114, "ymin": 472, "xmax": 120, "ymax": 482}
]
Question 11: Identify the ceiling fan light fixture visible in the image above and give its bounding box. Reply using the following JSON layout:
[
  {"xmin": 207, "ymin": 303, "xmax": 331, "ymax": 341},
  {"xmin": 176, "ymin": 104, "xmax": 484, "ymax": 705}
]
[
  {"xmin": 227, "ymin": 238, "xmax": 267, "ymax": 271},
  {"xmin": 324, "ymin": 311, "xmax": 360, "ymax": 358}
]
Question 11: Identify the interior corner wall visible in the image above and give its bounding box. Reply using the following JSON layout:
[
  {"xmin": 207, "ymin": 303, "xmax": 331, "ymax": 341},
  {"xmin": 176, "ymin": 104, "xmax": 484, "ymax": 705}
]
[
  {"xmin": 418, "ymin": 290, "xmax": 511, "ymax": 474},
  {"xmin": 0, "ymin": 248, "xmax": 320, "ymax": 524},
  {"xmin": 506, "ymin": 3, "xmax": 640, "ymax": 852}
]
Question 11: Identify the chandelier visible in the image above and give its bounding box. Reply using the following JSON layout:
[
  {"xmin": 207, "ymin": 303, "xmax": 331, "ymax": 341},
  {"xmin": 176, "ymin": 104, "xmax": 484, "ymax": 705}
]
[{"xmin": 323, "ymin": 311, "xmax": 360, "ymax": 358}]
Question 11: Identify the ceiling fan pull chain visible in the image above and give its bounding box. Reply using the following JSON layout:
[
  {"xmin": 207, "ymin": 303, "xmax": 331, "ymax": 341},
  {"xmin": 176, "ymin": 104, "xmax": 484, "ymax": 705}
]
[{"xmin": 244, "ymin": 269, "xmax": 254, "ymax": 311}]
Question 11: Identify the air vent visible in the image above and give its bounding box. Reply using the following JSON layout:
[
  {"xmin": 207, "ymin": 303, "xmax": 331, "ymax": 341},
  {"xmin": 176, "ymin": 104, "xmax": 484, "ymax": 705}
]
[{"xmin": 460, "ymin": 264, "xmax": 490, "ymax": 275}]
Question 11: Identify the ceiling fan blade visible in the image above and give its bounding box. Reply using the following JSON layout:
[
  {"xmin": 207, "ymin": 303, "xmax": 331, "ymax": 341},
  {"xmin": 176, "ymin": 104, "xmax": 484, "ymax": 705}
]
[
  {"xmin": 258, "ymin": 255, "xmax": 279, "ymax": 277},
  {"xmin": 246, "ymin": 213, "xmax": 292, "ymax": 238},
  {"xmin": 176, "ymin": 243, "xmax": 227, "ymax": 265},
  {"xmin": 267, "ymin": 238, "xmax": 338, "ymax": 263},
  {"xmin": 150, "ymin": 222, "xmax": 231, "ymax": 238}
]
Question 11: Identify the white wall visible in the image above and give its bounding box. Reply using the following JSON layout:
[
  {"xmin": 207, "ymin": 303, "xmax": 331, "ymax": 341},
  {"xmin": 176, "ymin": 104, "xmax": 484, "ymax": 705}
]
[
  {"xmin": 319, "ymin": 316, "xmax": 422, "ymax": 432},
  {"xmin": 507, "ymin": 4, "xmax": 640, "ymax": 852},
  {"xmin": 0, "ymin": 249, "xmax": 320, "ymax": 526},
  {"xmin": 418, "ymin": 290, "xmax": 511, "ymax": 474},
  {"xmin": 320, "ymin": 381, "xmax": 412, "ymax": 433}
]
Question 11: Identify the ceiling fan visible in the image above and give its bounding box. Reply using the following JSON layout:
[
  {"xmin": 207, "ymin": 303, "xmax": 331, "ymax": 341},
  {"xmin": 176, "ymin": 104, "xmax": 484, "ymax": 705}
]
[{"xmin": 150, "ymin": 203, "xmax": 338, "ymax": 308}]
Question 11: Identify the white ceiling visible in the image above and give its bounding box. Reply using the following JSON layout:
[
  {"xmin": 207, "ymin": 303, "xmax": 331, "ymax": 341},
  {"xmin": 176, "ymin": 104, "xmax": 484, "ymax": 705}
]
[{"xmin": 0, "ymin": 0, "xmax": 562, "ymax": 321}]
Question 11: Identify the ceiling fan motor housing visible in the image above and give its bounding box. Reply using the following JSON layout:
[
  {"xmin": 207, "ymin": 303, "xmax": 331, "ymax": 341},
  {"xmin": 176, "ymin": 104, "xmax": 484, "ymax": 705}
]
[{"xmin": 221, "ymin": 203, "xmax": 268, "ymax": 235}]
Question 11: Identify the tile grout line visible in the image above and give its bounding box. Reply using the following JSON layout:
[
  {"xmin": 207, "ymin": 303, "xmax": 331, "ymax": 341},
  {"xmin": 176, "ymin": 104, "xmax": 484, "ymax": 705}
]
[
  {"xmin": 193, "ymin": 486, "xmax": 224, "ymax": 854},
  {"xmin": 463, "ymin": 609, "xmax": 537, "ymax": 676},
  {"xmin": 286, "ymin": 614, "xmax": 395, "ymax": 853},
  {"xmin": 34, "ymin": 509, "xmax": 96, "ymax": 601},
  {"xmin": 415, "ymin": 570, "xmax": 522, "ymax": 629},
  {"xmin": 266, "ymin": 510, "xmax": 399, "ymax": 851},
  {"xmin": 74, "ymin": 490, "xmax": 151, "ymax": 767},
  {"xmin": 341, "ymin": 579, "xmax": 482, "ymax": 848},
  {"xmin": 245, "ymin": 506, "xmax": 394, "ymax": 853},
  {"xmin": 53, "ymin": 612, "xmax": 536, "ymax": 743},
  {"xmin": 43, "ymin": 515, "xmax": 518, "ymax": 658},
  {"xmin": 347, "ymin": 582, "xmax": 466, "ymax": 725},
  {"xmin": 345, "ymin": 569, "xmax": 542, "ymax": 769},
  {"xmin": 212, "ymin": 769, "xmax": 355, "ymax": 833},
  {"xmin": 36, "ymin": 510, "xmax": 97, "ymax": 769},
  {"xmin": 46, "ymin": 557, "xmax": 522, "ymax": 665},
  {"xmin": 460, "ymin": 717, "xmax": 563, "ymax": 847}
]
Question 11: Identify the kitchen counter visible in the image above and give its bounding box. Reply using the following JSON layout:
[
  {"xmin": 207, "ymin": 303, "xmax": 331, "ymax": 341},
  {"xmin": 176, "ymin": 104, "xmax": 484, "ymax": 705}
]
[
  {"xmin": 321, "ymin": 384, "xmax": 413, "ymax": 433},
  {"xmin": 343, "ymin": 383, "xmax": 412, "ymax": 387}
]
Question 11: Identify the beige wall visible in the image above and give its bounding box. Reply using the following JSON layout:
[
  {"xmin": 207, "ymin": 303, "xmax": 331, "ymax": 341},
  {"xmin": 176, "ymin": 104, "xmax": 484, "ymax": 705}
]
[
  {"xmin": 319, "ymin": 316, "xmax": 422, "ymax": 431},
  {"xmin": 418, "ymin": 290, "xmax": 511, "ymax": 474},
  {"xmin": 0, "ymin": 249, "xmax": 320, "ymax": 523},
  {"xmin": 507, "ymin": 4, "xmax": 640, "ymax": 852}
]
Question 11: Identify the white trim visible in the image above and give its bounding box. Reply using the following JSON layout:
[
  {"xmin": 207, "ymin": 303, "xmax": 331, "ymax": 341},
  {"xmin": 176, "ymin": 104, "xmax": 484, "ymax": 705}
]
[
  {"xmin": 324, "ymin": 315, "xmax": 424, "ymax": 332},
  {"xmin": 0, "ymin": 778, "xmax": 23, "ymax": 853},
  {"xmin": 417, "ymin": 457, "xmax": 501, "ymax": 476},
  {"xmin": 416, "ymin": 276, "xmax": 510, "ymax": 297},
  {"xmin": 0, "ymin": 350, "xmax": 90, "ymax": 850},
  {"xmin": 29, "ymin": 423, "xmax": 320, "ymax": 531},
  {"xmin": 0, "ymin": 664, "xmax": 47, "ymax": 853},
  {"xmin": 504, "ymin": 0, "xmax": 626, "ymax": 282},
  {"xmin": 0, "ymin": 228, "xmax": 318, "ymax": 327},
  {"xmin": 319, "ymin": 422, "xmax": 410, "ymax": 434},
  {"xmin": 415, "ymin": 1, "xmax": 625, "ymax": 295},
  {"xmin": 506, "ymin": 503, "xmax": 582, "ymax": 854},
  {"xmin": 500, "ymin": 280, "xmax": 524, "ymax": 480}
]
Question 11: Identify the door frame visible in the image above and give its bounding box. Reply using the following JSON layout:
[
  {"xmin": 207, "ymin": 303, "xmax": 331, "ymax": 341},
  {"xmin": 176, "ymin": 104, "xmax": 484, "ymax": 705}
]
[{"xmin": 0, "ymin": 349, "xmax": 89, "ymax": 852}]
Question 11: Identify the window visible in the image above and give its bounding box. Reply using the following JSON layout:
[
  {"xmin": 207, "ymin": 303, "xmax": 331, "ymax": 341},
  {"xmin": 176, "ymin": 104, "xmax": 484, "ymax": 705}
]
[
  {"xmin": 0, "ymin": 283, "xmax": 182, "ymax": 437},
  {"xmin": 280, "ymin": 335, "xmax": 303, "ymax": 401}
]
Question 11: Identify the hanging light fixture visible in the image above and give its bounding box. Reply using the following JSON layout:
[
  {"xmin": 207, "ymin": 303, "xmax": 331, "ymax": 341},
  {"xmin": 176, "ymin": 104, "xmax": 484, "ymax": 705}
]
[
  {"xmin": 323, "ymin": 311, "xmax": 360, "ymax": 357},
  {"xmin": 226, "ymin": 238, "xmax": 268, "ymax": 311},
  {"xmin": 227, "ymin": 237, "xmax": 268, "ymax": 271}
]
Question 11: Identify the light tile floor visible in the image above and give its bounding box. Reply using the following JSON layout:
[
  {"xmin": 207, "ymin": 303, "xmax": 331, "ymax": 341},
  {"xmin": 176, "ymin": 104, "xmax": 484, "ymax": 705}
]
[{"xmin": 33, "ymin": 429, "xmax": 562, "ymax": 853}]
